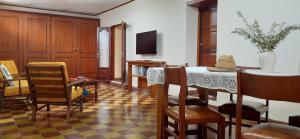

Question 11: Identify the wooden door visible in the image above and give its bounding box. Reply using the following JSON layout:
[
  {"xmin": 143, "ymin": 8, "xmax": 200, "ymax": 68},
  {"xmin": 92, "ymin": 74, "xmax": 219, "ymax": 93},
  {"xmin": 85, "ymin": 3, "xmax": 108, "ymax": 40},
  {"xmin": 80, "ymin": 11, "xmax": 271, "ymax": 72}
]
[
  {"xmin": 77, "ymin": 19, "xmax": 98, "ymax": 78},
  {"xmin": 0, "ymin": 10, "xmax": 22, "ymax": 71},
  {"xmin": 23, "ymin": 14, "xmax": 50, "ymax": 70},
  {"xmin": 198, "ymin": 5, "xmax": 218, "ymax": 100},
  {"xmin": 51, "ymin": 17, "xmax": 77, "ymax": 77},
  {"xmin": 98, "ymin": 27, "xmax": 112, "ymax": 79},
  {"xmin": 198, "ymin": 6, "xmax": 217, "ymax": 66}
]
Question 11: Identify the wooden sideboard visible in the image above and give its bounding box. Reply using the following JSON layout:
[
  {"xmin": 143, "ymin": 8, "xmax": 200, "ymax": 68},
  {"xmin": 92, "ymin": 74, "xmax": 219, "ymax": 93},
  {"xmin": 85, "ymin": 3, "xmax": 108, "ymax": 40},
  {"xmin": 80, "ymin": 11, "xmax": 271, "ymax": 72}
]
[
  {"xmin": 127, "ymin": 60, "xmax": 166, "ymax": 97},
  {"xmin": 0, "ymin": 9, "xmax": 99, "ymax": 78}
]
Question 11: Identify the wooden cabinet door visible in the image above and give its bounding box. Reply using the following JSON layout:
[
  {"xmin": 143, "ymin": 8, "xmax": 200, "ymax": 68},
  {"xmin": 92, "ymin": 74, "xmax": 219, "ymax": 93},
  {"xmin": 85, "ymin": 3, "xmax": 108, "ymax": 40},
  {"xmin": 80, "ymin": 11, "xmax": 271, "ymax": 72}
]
[
  {"xmin": 23, "ymin": 14, "xmax": 50, "ymax": 68},
  {"xmin": 77, "ymin": 19, "xmax": 98, "ymax": 78},
  {"xmin": 51, "ymin": 17, "xmax": 77, "ymax": 77},
  {"xmin": 0, "ymin": 10, "xmax": 22, "ymax": 71}
]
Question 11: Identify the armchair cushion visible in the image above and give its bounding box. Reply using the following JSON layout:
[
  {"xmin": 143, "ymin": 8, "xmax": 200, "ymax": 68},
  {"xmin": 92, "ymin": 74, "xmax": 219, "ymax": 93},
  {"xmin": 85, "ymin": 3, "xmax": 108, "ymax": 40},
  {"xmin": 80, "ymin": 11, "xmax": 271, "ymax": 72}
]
[
  {"xmin": 37, "ymin": 86, "xmax": 83, "ymax": 102},
  {"xmin": 0, "ymin": 64, "xmax": 14, "ymax": 86},
  {"xmin": 4, "ymin": 80, "xmax": 30, "ymax": 96},
  {"xmin": 0, "ymin": 60, "xmax": 19, "ymax": 76}
]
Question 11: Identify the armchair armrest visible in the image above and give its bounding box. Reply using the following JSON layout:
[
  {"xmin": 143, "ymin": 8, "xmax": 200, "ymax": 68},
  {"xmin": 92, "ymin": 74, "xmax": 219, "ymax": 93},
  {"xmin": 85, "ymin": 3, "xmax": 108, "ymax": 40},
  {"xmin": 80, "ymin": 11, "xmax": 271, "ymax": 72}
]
[
  {"xmin": 10, "ymin": 73, "xmax": 27, "ymax": 80},
  {"xmin": 67, "ymin": 79, "xmax": 85, "ymax": 88}
]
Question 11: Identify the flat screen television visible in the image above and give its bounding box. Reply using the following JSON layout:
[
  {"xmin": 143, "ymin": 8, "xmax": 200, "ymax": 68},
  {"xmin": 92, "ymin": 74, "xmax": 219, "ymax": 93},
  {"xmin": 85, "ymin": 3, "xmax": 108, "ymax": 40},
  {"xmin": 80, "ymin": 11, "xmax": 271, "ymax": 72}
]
[{"xmin": 136, "ymin": 30, "xmax": 157, "ymax": 54}]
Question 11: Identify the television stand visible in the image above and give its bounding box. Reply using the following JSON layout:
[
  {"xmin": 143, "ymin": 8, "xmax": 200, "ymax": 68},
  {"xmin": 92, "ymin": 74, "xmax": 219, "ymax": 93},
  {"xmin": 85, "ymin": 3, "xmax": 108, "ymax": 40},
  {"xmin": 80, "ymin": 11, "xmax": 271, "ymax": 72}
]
[{"xmin": 127, "ymin": 60, "xmax": 166, "ymax": 97}]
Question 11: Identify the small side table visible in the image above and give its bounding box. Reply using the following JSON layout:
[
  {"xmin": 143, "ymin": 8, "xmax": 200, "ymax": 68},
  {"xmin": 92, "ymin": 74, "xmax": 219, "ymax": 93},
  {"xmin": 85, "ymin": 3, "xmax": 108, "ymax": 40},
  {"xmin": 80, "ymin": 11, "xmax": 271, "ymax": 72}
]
[
  {"xmin": 82, "ymin": 79, "xmax": 99, "ymax": 102},
  {"xmin": 70, "ymin": 77, "xmax": 99, "ymax": 102}
]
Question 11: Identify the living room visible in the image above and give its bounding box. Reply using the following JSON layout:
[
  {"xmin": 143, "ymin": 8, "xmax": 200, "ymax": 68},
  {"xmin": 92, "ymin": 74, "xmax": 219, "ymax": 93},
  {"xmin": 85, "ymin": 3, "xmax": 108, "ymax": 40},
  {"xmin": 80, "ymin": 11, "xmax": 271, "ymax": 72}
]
[{"xmin": 0, "ymin": 0, "xmax": 300, "ymax": 139}]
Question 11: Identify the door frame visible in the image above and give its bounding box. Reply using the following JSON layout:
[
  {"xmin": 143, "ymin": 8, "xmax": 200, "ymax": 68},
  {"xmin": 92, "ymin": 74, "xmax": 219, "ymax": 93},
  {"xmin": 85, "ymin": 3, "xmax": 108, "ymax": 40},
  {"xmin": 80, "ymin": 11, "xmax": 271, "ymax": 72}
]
[
  {"xmin": 189, "ymin": 0, "xmax": 218, "ymax": 100},
  {"xmin": 110, "ymin": 22, "xmax": 127, "ymax": 84}
]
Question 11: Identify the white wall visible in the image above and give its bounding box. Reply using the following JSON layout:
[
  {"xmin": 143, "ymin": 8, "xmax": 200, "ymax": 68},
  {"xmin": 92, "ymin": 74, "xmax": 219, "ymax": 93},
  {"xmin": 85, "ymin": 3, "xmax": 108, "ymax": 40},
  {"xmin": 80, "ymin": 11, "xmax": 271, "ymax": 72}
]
[
  {"xmin": 217, "ymin": 0, "xmax": 300, "ymax": 122},
  {"xmin": 98, "ymin": 0, "xmax": 197, "ymax": 66},
  {"xmin": 98, "ymin": 0, "xmax": 198, "ymax": 87}
]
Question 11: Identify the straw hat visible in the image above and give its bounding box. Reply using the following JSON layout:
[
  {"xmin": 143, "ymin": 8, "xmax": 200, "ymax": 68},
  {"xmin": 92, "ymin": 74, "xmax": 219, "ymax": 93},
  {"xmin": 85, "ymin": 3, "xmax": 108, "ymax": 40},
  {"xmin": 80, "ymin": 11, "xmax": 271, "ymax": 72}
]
[{"xmin": 215, "ymin": 55, "xmax": 236, "ymax": 69}]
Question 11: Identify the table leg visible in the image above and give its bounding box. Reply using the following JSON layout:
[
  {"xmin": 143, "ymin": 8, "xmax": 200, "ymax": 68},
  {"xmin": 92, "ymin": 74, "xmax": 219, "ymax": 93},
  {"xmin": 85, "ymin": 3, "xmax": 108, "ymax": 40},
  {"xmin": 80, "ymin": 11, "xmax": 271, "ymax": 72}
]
[
  {"xmin": 95, "ymin": 83, "xmax": 98, "ymax": 102},
  {"xmin": 155, "ymin": 84, "xmax": 165, "ymax": 139}
]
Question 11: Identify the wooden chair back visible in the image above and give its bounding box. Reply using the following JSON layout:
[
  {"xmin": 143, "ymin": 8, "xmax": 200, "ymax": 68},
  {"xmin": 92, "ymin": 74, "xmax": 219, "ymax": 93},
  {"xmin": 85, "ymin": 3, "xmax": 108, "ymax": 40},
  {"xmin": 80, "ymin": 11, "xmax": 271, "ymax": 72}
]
[
  {"xmin": 26, "ymin": 64, "xmax": 69, "ymax": 102},
  {"xmin": 236, "ymin": 70, "xmax": 300, "ymax": 137},
  {"xmin": 163, "ymin": 66, "xmax": 188, "ymax": 118}
]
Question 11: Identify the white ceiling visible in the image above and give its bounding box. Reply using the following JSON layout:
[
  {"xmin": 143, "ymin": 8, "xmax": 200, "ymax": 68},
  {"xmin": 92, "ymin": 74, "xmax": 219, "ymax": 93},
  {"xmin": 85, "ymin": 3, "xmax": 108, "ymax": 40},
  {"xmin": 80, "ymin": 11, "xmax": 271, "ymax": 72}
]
[{"xmin": 0, "ymin": 0, "xmax": 133, "ymax": 16}]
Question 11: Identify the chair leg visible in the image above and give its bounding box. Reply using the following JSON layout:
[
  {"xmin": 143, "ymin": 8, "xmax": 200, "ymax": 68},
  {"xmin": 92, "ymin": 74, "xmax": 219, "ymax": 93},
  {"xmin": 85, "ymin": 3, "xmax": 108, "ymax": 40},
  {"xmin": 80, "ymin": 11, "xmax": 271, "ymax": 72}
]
[
  {"xmin": 46, "ymin": 104, "xmax": 50, "ymax": 111},
  {"xmin": 202, "ymin": 124, "xmax": 207, "ymax": 139},
  {"xmin": 66, "ymin": 106, "xmax": 70, "ymax": 119},
  {"xmin": 32, "ymin": 104, "xmax": 37, "ymax": 121},
  {"xmin": 218, "ymin": 120, "xmax": 226, "ymax": 139},
  {"xmin": 80, "ymin": 96, "xmax": 83, "ymax": 112},
  {"xmin": 229, "ymin": 115, "xmax": 232, "ymax": 136},
  {"xmin": 178, "ymin": 122, "xmax": 186, "ymax": 139},
  {"xmin": 0, "ymin": 93, "xmax": 3, "ymax": 112},
  {"xmin": 163, "ymin": 115, "xmax": 168, "ymax": 139},
  {"xmin": 197, "ymin": 124, "xmax": 202, "ymax": 139}
]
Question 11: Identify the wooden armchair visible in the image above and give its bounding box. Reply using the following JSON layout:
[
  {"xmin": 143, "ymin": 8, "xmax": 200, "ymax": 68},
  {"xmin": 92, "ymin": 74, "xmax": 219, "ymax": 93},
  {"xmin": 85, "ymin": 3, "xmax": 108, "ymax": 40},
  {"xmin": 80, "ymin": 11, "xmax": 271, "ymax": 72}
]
[
  {"xmin": 26, "ymin": 62, "xmax": 84, "ymax": 120},
  {"xmin": 236, "ymin": 70, "xmax": 300, "ymax": 138},
  {"xmin": 0, "ymin": 60, "xmax": 30, "ymax": 111}
]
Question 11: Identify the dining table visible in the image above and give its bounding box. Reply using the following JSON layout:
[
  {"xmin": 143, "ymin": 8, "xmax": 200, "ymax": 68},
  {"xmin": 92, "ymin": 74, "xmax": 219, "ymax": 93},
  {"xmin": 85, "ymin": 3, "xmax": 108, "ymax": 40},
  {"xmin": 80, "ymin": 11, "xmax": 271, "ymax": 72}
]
[
  {"xmin": 147, "ymin": 66, "xmax": 238, "ymax": 139},
  {"xmin": 147, "ymin": 66, "xmax": 300, "ymax": 139}
]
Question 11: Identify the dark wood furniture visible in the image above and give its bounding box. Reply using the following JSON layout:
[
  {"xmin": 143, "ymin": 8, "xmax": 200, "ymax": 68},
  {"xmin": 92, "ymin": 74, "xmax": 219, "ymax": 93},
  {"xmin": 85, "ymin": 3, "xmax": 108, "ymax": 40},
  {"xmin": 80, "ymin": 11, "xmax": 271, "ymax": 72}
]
[
  {"xmin": 289, "ymin": 115, "xmax": 300, "ymax": 128},
  {"xmin": 0, "ymin": 9, "xmax": 99, "ymax": 78},
  {"xmin": 26, "ymin": 63, "xmax": 84, "ymax": 120},
  {"xmin": 164, "ymin": 63, "xmax": 206, "ymax": 106},
  {"xmin": 163, "ymin": 67, "xmax": 225, "ymax": 139},
  {"xmin": 127, "ymin": 60, "xmax": 166, "ymax": 97},
  {"xmin": 236, "ymin": 70, "xmax": 300, "ymax": 138},
  {"xmin": 218, "ymin": 66, "xmax": 269, "ymax": 136},
  {"xmin": 70, "ymin": 77, "xmax": 99, "ymax": 102}
]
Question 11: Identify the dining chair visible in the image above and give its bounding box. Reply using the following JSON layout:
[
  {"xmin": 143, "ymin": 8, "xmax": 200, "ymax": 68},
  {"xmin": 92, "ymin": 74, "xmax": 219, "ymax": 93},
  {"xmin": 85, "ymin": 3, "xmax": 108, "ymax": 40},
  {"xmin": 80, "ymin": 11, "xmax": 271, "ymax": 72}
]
[
  {"xmin": 26, "ymin": 62, "xmax": 84, "ymax": 120},
  {"xmin": 236, "ymin": 70, "xmax": 300, "ymax": 138},
  {"xmin": 163, "ymin": 64, "xmax": 207, "ymax": 137},
  {"xmin": 164, "ymin": 63, "xmax": 206, "ymax": 106},
  {"xmin": 0, "ymin": 60, "xmax": 30, "ymax": 111},
  {"xmin": 218, "ymin": 66, "xmax": 269, "ymax": 136},
  {"xmin": 163, "ymin": 66, "xmax": 225, "ymax": 139}
]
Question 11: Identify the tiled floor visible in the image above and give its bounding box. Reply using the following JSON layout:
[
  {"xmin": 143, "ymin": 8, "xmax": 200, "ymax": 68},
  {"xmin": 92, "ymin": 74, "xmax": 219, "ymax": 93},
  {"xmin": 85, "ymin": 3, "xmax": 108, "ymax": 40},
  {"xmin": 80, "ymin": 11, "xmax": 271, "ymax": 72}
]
[
  {"xmin": 0, "ymin": 84, "xmax": 236, "ymax": 139},
  {"xmin": 0, "ymin": 84, "xmax": 157, "ymax": 139}
]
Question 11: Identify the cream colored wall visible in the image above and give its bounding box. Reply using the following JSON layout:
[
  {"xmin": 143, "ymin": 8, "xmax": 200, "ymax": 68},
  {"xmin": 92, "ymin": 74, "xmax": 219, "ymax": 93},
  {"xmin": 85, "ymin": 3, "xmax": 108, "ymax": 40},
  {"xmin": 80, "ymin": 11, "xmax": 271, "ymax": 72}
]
[
  {"xmin": 215, "ymin": 0, "xmax": 300, "ymax": 122},
  {"xmin": 114, "ymin": 25, "xmax": 123, "ymax": 79}
]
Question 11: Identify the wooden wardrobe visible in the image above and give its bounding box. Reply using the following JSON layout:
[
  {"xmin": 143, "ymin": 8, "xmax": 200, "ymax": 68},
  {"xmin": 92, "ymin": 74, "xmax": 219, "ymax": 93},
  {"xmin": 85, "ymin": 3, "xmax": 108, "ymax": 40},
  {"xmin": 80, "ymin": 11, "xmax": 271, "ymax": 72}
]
[{"xmin": 0, "ymin": 10, "xmax": 99, "ymax": 78}]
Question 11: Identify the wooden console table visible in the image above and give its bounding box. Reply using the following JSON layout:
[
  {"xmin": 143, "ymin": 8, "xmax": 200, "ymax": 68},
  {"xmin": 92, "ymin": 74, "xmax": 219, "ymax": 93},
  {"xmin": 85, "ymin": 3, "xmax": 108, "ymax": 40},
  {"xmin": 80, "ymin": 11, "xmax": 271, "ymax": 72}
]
[{"xmin": 127, "ymin": 60, "xmax": 166, "ymax": 97}]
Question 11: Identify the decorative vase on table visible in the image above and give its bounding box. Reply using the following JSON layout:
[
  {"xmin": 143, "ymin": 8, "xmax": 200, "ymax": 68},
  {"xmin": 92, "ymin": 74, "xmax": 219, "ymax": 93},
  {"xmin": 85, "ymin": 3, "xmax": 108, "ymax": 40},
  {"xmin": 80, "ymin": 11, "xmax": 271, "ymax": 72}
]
[
  {"xmin": 232, "ymin": 11, "xmax": 300, "ymax": 73},
  {"xmin": 258, "ymin": 51, "xmax": 276, "ymax": 72}
]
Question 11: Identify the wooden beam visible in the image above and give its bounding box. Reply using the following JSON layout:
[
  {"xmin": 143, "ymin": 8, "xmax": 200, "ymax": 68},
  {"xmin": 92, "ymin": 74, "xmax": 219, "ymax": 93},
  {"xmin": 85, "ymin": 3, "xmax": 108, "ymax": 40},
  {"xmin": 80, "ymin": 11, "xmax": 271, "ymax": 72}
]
[{"xmin": 187, "ymin": 0, "xmax": 217, "ymax": 8}]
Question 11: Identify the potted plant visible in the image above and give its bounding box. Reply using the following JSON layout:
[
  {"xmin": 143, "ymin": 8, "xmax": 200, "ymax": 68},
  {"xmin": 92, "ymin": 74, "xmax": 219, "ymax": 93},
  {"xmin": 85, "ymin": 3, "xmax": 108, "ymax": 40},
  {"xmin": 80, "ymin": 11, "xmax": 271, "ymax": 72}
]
[{"xmin": 232, "ymin": 11, "xmax": 300, "ymax": 72}]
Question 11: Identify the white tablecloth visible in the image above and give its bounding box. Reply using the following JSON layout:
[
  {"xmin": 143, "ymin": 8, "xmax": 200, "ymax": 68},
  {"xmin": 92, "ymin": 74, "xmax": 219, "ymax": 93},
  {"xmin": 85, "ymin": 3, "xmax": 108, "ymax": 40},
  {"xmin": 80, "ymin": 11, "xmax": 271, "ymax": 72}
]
[{"xmin": 147, "ymin": 67, "xmax": 237, "ymax": 93}]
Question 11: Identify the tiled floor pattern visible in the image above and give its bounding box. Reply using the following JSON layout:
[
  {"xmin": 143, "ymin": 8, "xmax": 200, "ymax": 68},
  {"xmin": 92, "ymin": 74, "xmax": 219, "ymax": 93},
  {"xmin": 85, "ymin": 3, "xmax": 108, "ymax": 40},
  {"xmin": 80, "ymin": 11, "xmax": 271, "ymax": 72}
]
[
  {"xmin": 0, "ymin": 84, "xmax": 157, "ymax": 139},
  {"xmin": 0, "ymin": 84, "xmax": 240, "ymax": 139}
]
